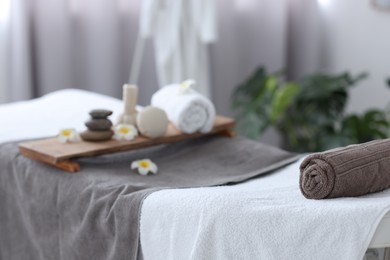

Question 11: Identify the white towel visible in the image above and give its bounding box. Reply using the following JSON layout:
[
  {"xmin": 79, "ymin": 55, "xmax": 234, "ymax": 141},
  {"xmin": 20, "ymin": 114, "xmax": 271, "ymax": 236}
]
[
  {"xmin": 140, "ymin": 158, "xmax": 390, "ymax": 260},
  {"xmin": 151, "ymin": 83, "xmax": 216, "ymax": 134}
]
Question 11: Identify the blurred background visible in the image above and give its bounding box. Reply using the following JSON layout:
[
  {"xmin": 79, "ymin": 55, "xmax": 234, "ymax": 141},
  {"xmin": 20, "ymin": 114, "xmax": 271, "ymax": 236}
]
[
  {"xmin": 1, "ymin": 0, "xmax": 390, "ymax": 151},
  {"xmin": 1, "ymin": 2, "xmax": 390, "ymax": 258}
]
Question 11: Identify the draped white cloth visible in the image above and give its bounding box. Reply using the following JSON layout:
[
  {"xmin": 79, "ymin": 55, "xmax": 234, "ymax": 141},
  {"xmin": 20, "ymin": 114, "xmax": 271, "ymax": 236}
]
[
  {"xmin": 140, "ymin": 0, "xmax": 217, "ymax": 97},
  {"xmin": 1, "ymin": 0, "xmax": 289, "ymax": 119}
]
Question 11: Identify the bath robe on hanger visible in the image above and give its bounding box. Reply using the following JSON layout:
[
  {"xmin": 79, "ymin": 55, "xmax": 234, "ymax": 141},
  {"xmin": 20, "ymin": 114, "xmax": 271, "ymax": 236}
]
[{"xmin": 140, "ymin": 0, "xmax": 217, "ymax": 98}]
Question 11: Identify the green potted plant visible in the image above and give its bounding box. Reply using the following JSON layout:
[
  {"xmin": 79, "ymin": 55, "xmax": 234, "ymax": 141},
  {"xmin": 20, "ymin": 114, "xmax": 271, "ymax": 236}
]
[{"xmin": 232, "ymin": 67, "xmax": 389, "ymax": 152}]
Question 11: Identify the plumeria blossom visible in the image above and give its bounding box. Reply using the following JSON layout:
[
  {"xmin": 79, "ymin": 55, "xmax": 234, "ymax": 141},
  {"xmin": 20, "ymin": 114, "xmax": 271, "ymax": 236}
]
[
  {"xmin": 131, "ymin": 159, "xmax": 158, "ymax": 176},
  {"xmin": 178, "ymin": 79, "xmax": 196, "ymax": 94},
  {"xmin": 57, "ymin": 128, "xmax": 80, "ymax": 143},
  {"xmin": 114, "ymin": 124, "xmax": 138, "ymax": 141}
]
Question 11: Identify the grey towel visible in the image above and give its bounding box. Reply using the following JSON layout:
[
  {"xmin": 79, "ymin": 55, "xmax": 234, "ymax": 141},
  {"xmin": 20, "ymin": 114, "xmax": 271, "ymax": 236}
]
[
  {"xmin": 0, "ymin": 136, "xmax": 299, "ymax": 260},
  {"xmin": 300, "ymin": 139, "xmax": 390, "ymax": 199}
]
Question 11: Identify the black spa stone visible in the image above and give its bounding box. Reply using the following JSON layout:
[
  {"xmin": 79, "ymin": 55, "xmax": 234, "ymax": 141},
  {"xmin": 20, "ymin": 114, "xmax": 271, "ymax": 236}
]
[
  {"xmin": 85, "ymin": 119, "xmax": 113, "ymax": 131},
  {"xmin": 89, "ymin": 109, "xmax": 113, "ymax": 119}
]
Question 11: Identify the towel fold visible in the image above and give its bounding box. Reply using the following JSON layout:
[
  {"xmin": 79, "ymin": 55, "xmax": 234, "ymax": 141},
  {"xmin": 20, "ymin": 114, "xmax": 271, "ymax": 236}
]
[
  {"xmin": 151, "ymin": 83, "xmax": 216, "ymax": 134},
  {"xmin": 300, "ymin": 139, "xmax": 390, "ymax": 199}
]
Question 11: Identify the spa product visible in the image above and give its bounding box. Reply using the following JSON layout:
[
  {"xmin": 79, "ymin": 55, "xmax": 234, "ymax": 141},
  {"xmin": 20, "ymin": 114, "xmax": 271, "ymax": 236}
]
[
  {"xmin": 80, "ymin": 109, "xmax": 114, "ymax": 142},
  {"xmin": 300, "ymin": 138, "xmax": 390, "ymax": 199},
  {"xmin": 85, "ymin": 119, "xmax": 112, "ymax": 131},
  {"xmin": 89, "ymin": 109, "xmax": 113, "ymax": 119},
  {"xmin": 118, "ymin": 84, "xmax": 138, "ymax": 126},
  {"xmin": 80, "ymin": 130, "xmax": 114, "ymax": 142},
  {"xmin": 136, "ymin": 106, "xmax": 168, "ymax": 138},
  {"xmin": 151, "ymin": 80, "xmax": 216, "ymax": 134}
]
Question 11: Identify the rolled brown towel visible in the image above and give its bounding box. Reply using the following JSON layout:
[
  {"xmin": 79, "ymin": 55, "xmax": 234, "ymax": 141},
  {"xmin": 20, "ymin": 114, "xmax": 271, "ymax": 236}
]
[{"xmin": 300, "ymin": 139, "xmax": 390, "ymax": 199}]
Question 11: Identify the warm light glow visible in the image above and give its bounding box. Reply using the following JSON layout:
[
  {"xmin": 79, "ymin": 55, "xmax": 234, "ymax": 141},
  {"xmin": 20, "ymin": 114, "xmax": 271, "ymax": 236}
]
[
  {"xmin": 0, "ymin": 0, "xmax": 10, "ymax": 24},
  {"xmin": 318, "ymin": 0, "xmax": 332, "ymax": 7}
]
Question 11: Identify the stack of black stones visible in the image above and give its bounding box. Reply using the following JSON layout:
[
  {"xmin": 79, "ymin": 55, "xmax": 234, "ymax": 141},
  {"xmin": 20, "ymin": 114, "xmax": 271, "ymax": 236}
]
[{"xmin": 80, "ymin": 109, "xmax": 114, "ymax": 142}]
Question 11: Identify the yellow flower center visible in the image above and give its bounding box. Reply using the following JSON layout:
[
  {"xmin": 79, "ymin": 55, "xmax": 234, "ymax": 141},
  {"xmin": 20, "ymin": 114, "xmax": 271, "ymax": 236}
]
[
  {"xmin": 139, "ymin": 160, "xmax": 150, "ymax": 168},
  {"xmin": 119, "ymin": 127, "xmax": 130, "ymax": 134},
  {"xmin": 180, "ymin": 83, "xmax": 189, "ymax": 90},
  {"xmin": 180, "ymin": 79, "xmax": 195, "ymax": 90},
  {"xmin": 61, "ymin": 129, "xmax": 72, "ymax": 137}
]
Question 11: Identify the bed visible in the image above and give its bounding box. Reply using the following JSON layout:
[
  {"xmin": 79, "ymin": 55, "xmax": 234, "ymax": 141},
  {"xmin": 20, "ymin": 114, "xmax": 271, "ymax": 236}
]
[{"xmin": 1, "ymin": 89, "xmax": 390, "ymax": 260}]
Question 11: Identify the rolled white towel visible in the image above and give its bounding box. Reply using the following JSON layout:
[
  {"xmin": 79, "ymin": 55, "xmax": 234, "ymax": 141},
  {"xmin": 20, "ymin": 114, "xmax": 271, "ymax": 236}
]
[{"xmin": 151, "ymin": 81, "xmax": 216, "ymax": 134}]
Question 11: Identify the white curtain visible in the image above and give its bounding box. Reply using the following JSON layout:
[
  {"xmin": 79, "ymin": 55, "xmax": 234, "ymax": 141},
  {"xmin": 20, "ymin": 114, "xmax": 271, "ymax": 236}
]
[
  {"xmin": 212, "ymin": 0, "xmax": 288, "ymax": 115},
  {"xmin": 286, "ymin": 0, "xmax": 323, "ymax": 80},
  {"xmin": 2, "ymin": 0, "xmax": 289, "ymax": 116},
  {"xmin": 9, "ymin": 0, "xmax": 34, "ymax": 101},
  {"xmin": 0, "ymin": 0, "xmax": 10, "ymax": 103},
  {"xmin": 3, "ymin": 0, "xmax": 159, "ymax": 105}
]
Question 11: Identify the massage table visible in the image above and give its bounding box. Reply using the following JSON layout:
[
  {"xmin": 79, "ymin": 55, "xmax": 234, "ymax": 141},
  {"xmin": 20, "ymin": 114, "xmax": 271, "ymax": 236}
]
[{"xmin": 1, "ymin": 89, "xmax": 390, "ymax": 259}]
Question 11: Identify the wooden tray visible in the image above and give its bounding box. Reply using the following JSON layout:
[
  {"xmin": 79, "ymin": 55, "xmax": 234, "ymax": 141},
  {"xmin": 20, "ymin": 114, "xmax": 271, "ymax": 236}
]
[{"xmin": 19, "ymin": 116, "xmax": 235, "ymax": 173}]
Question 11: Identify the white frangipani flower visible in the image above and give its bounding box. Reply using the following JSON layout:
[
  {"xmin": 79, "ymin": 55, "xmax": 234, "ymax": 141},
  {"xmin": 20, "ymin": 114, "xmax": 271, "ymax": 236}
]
[
  {"xmin": 57, "ymin": 128, "xmax": 80, "ymax": 143},
  {"xmin": 178, "ymin": 79, "xmax": 196, "ymax": 94},
  {"xmin": 131, "ymin": 159, "xmax": 158, "ymax": 176},
  {"xmin": 114, "ymin": 124, "xmax": 138, "ymax": 141}
]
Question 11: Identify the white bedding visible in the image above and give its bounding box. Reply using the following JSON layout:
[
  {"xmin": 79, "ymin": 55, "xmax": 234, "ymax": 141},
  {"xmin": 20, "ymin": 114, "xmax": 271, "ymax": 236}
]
[
  {"xmin": 1, "ymin": 89, "xmax": 390, "ymax": 260},
  {"xmin": 140, "ymin": 161, "xmax": 390, "ymax": 260},
  {"xmin": 0, "ymin": 89, "xmax": 123, "ymax": 143}
]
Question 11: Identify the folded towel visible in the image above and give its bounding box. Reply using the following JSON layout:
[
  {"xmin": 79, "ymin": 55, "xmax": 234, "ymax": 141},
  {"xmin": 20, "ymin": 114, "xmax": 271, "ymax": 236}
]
[
  {"xmin": 151, "ymin": 81, "xmax": 216, "ymax": 134},
  {"xmin": 300, "ymin": 139, "xmax": 390, "ymax": 199}
]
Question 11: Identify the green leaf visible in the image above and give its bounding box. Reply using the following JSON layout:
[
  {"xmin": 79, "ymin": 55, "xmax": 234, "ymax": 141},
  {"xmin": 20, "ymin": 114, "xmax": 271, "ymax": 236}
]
[
  {"xmin": 270, "ymin": 82, "xmax": 299, "ymax": 123},
  {"xmin": 231, "ymin": 67, "xmax": 385, "ymax": 153},
  {"xmin": 235, "ymin": 111, "xmax": 268, "ymax": 139},
  {"xmin": 265, "ymin": 76, "xmax": 278, "ymax": 92}
]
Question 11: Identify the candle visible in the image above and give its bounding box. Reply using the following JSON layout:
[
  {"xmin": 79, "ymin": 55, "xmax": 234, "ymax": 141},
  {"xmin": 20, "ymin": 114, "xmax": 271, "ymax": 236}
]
[
  {"xmin": 120, "ymin": 84, "xmax": 138, "ymax": 125},
  {"xmin": 123, "ymin": 84, "xmax": 138, "ymax": 114}
]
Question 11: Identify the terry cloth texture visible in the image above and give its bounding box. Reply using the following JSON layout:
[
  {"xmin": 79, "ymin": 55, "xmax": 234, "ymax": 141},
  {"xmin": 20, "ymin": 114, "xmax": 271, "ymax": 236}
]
[
  {"xmin": 0, "ymin": 136, "xmax": 299, "ymax": 260},
  {"xmin": 151, "ymin": 84, "xmax": 216, "ymax": 134},
  {"xmin": 141, "ymin": 158, "xmax": 390, "ymax": 260},
  {"xmin": 300, "ymin": 139, "xmax": 390, "ymax": 199}
]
